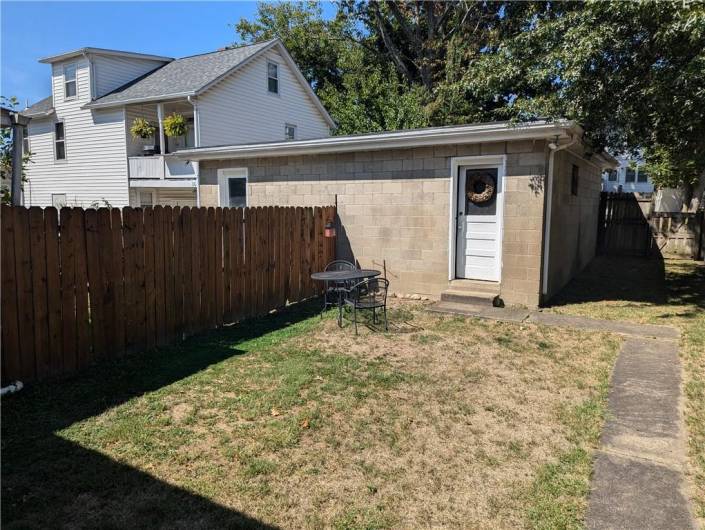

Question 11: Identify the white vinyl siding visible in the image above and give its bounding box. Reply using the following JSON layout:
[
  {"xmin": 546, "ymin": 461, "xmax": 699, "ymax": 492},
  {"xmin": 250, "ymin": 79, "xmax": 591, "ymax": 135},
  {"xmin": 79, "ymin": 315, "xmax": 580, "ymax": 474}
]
[
  {"xmin": 25, "ymin": 58, "xmax": 129, "ymax": 207},
  {"xmin": 197, "ymin": 49, "xmax": 330, "ymax": 146},
  {"xmin": 92, "ymin": 55, "xmax": 168, "ymax": 98}
]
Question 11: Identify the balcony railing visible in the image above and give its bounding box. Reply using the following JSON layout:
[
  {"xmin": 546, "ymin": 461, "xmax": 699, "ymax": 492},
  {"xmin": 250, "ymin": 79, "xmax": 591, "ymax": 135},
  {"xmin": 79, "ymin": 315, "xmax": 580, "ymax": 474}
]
[{"xmin": 128, "ymin": 155, "xmax": 197, "ymax": 180}]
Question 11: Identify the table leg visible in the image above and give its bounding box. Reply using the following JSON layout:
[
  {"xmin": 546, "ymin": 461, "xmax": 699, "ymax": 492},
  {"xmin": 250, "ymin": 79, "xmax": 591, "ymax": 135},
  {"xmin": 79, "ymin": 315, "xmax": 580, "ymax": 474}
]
[{"xmin": 338, "ymin": 290, "xmax": 343, "ymax": 327}]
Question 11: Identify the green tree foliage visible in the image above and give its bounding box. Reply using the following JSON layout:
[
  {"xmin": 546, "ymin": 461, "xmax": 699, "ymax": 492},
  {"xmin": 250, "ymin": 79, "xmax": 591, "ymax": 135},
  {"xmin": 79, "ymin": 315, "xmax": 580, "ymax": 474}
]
[{"xmin": 234, "ymin": 1, "xmax": 704, "ymax": 190}]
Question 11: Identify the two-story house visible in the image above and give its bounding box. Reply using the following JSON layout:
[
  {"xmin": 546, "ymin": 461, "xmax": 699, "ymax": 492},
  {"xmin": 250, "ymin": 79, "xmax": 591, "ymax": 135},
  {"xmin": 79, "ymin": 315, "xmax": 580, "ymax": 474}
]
[
  {"xmin": 21, "ymin": 39, "xmax": 334, "ymax": 208},
  {"xmin": 602, "ymin": 154, "xmax": 654, "ymax": 196}
]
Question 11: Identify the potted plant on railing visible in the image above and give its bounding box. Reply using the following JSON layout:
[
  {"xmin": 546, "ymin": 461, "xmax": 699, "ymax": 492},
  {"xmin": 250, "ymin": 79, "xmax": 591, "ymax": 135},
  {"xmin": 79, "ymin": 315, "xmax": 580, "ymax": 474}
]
[
  {"xmin": 130, "ymin": 117, "xmax": 157, "ymax": 155},
  {"xmin": 163, "ymin": 112, "xmax": 188, "ymax": 138}
]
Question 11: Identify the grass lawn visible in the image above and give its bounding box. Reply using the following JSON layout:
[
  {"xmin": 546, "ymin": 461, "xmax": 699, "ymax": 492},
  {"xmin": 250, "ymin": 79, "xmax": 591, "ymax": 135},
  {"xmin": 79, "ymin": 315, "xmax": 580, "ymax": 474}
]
[
  {"xmin": 3, "ymin": 299, "xmax": 620, "ymax": 529},
  {"xmin": 549, "ymin": 256, "xmax": 705, "ymax": 520}
]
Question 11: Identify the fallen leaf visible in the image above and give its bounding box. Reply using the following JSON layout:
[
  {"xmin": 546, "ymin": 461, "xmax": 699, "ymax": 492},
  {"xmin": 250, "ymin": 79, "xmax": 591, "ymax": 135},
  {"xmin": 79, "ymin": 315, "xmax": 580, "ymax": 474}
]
[
  {"xmin": 270, "ymin": 408, "xmax": 281, "ymax": 417},
  {"xmin": 300, "ymin": 418, "xmax": 310, "ymax": 429}
]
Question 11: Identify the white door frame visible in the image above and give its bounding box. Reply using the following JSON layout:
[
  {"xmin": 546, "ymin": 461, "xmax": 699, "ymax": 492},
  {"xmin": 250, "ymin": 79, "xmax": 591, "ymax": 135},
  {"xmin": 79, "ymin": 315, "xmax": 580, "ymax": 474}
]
[
  {"xmin": 447, "ymin": 154, "xmax": 507, "ymax": 281},
  {"xmin": 217, "ymin": 167, "xmax": 249, "ymax": 207}
]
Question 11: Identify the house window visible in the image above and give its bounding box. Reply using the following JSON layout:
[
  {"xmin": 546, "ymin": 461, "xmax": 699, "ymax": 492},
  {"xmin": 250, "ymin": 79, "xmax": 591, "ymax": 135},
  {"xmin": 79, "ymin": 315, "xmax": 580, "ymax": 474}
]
[
  {"xmin": 285, "ymin": 124, "xmax": 296, "ymax": 141},
  {"xmin": 52, "ymin": 193, "xmax": 67, "ymax": 209},
  {"xmin": 139, "ymin": 191, "xmax": 155, "ymax": 207},
  {"xmin": 625, "ymin": 167, "xmax": 636, "ymax": 182},
  {"xmin": 267, "ymin": 61, "xmax": 279, "ymax": 94},
  {"xmin": 571, "ymin": 164, "xmax": 579, "ymax": 196},
  {"xmin": 637, "ymin": 167, "xmax": 649, "ymax": 183},
  {"xmin": 227, "ymin": 177, "xmax": 247, "ymax": 207},
  {"xmin": 54, "ymin": 122, "xmax": 66, "ymax": 160},
  {"xmin": 64, "ymin": 64, "xmax": 77, "ymax": 99}
]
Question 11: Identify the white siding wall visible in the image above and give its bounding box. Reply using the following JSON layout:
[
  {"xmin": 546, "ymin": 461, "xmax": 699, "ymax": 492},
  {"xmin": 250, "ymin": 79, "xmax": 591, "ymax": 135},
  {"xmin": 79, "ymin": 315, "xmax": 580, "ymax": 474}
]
[
  {"xmin": 197, "ymin": 49, "xmax": 330, "ymax": 146},
  {"xmin": 25, "ymin": 58, "xmax": 129, "ymax": 207},
  {"xmin": 92, "ymin": 55, "xmax": 167, "ymax": 98}
]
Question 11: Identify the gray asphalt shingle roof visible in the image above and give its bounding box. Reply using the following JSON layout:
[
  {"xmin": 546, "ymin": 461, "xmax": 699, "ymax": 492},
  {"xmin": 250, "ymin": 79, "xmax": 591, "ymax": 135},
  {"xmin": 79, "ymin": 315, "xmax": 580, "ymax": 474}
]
[
  {"xmin": 22, "ymin": 96, "xmax": 54, "ymax": 117},
  {"xmin": 87, "ymin": 40, "xmax": 275, "ymax": 107}
]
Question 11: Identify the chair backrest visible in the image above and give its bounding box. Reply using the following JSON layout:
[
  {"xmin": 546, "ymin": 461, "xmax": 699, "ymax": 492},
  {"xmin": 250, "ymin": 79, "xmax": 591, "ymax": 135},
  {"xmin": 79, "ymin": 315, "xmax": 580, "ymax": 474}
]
[
  {"xmin": 349, "ymin": 278, "xmax": 389, "ymax": 304},
  {"xmin": 325, "ymin": 260, "xmax": 356, "ymax": 272}
]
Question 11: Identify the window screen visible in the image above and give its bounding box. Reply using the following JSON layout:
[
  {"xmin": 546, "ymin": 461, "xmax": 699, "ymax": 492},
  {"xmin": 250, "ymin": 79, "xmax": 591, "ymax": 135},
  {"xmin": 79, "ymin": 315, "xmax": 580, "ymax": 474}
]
[
  {"xmin": 64, "ymin": 64, "xmax": 77, "ymax": 99},
  {"xmin": 228, "ymin": 178, "xmax": 247, "ymax": 208},
  {"xmin": 54, "ymin": 122, "xmax": 66, "ymax": 160},
  {"xmin": 625, "ymin": 168, "xmax": 636, "ymax": 182},
  {"xmin": 267, "ymin": 62, "xmax": 279, "ymax": 94}
]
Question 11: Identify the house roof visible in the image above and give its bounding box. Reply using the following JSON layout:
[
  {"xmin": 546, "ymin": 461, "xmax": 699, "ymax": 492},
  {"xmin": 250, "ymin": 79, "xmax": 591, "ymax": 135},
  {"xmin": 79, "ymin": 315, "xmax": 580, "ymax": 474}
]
[
  {"xmin": 84, "ymin": 40, "xmax": 276, "ymax": 108},
  {"xmin": 175, "ymin": 119, "xmax": 619, "ymax": 168},
  {"xmin": 39, "ymin": 47, "xmax": 173, "ymax": 64},
  {"xmin": 21, "ymin": 96, "xmax": 54, "ymax": 118}
]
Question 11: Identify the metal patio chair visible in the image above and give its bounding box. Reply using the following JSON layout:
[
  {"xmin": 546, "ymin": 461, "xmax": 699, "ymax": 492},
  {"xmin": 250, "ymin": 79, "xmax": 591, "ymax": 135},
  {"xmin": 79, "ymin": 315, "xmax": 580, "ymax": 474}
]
[
  {"xmin": 322, "ymin": 260, "xmax": 356, "ymax": 316},
  {"xmin": 342, "ymin": 277, "xmax": 389, "ymax": 335}
]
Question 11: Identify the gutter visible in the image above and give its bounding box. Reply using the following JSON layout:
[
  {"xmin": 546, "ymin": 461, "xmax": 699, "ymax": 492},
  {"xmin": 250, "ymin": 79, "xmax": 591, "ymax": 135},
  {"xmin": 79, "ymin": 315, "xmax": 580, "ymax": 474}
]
[
  {"xmin": 187, "ymin": 95, "xmax": 202, "ymax": 207},
  {"xmin": 541, "ymin": 134, "xmax": 578, "ymax": 298}
]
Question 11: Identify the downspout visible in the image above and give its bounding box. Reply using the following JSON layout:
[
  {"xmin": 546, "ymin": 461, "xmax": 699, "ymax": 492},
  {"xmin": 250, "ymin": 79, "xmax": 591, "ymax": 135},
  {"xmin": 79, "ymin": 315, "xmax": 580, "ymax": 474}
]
[
  {"xmin": 541, "ymin": 134, "xmax": 578, "ymax": 299},
  {"xmin": 187, "ymin": 95, "xmax": 201, "ymax": 207}
]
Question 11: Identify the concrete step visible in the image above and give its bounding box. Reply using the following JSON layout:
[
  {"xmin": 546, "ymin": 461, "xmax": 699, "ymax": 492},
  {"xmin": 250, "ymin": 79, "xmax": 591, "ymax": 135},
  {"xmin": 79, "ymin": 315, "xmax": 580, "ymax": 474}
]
[
  {"xmin": 448, "ymin": 279, "xmax": 501, "ymax": 295},
  {"xmin": 440, "ymin": 289, "xmax": 496, "ymax": 306}
]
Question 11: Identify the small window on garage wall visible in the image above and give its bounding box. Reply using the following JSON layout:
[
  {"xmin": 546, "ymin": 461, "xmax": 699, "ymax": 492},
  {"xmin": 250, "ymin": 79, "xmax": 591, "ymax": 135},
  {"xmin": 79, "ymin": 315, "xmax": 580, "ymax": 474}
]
[
  {"xmin": 52, "ymin": 193, "xmax": 67, "ymax": 209},
  {"xmin": 571, "ymin": 164, "xmax": 579, "ymax": 196}
]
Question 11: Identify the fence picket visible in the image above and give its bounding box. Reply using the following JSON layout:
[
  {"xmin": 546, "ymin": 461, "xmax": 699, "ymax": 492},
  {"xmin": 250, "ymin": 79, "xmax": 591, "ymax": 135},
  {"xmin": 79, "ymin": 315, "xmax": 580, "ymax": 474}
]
[{"xmin": 1, "ymin": 205, "xmax": 21, "ymax": 384}]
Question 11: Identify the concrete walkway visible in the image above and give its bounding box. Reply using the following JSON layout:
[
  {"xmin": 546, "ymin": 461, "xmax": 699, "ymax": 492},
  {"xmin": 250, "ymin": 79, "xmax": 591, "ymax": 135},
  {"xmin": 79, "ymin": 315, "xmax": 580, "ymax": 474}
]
[{"xmin": 427, "ymin": 302, "xmax": 696, "ymax": 529}]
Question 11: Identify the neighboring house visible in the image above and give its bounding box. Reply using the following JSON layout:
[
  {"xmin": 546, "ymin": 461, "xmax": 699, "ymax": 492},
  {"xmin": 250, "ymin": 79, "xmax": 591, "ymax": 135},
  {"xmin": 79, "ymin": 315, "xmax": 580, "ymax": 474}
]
[
  {"xmin": 21, "ymin": 40, "xmax": 334, "ymax": 208},
  {"xmin": 176, "ymin": 120, "xmax": 618, "ymax": 307},
  {"xmin": 602, "ymin": 154, "xmax": 654, "ymax": 195}
]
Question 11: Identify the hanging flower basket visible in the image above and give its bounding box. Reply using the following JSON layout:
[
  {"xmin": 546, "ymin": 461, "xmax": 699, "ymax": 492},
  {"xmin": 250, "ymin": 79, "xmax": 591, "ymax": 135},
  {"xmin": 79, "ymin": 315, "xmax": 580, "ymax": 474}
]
[
  {"xmin": 130, "ymin": 117, "xmax": 156, "ymax": 139},
  {"xmin": 467, "ymin": 173, "xmax": 496, "ymax": 204},
  {"xmin": 163, "ymin": 113, "xmax": 188, "ymax": 137}
]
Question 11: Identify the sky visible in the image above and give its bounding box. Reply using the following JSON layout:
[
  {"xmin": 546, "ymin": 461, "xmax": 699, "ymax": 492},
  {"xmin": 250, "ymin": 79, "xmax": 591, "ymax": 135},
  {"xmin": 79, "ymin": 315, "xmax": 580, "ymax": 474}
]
[{"xmin": 1, "ymin": 1, "xmax": 335, "ymax": 106}]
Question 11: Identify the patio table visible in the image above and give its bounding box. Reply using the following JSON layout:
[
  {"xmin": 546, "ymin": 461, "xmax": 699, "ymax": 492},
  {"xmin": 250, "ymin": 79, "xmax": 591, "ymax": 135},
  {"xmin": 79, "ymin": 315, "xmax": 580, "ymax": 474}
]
[{"xmin": 311, "ymin": 269, "xmax": 381, "ymax": 326}]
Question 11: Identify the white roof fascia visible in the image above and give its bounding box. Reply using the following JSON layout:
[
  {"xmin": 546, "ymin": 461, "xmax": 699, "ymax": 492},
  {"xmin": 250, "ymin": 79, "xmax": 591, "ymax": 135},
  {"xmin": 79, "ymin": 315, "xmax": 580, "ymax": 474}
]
[
  {"xmin": 40, "ymin": 48, "xmax": 173, "ymax": 64},
  {"xmin": 83, "ymin": 92, "xmax": 195, "ymax": 110},
  {"xmin": 175, "ymin": 121, "xmax": 579, "ymax": 161}
]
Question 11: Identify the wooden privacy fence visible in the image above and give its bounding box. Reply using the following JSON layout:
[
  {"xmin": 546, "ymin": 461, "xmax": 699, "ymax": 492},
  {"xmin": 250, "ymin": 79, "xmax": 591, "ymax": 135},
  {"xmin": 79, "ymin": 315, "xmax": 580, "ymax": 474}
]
[
  {"xmin": 597, "ymin": 192, "xmax": 654, "ymax": 256},
  {"xmin": 1, "ymin": 204, "xmax": 336, "ymax": 384},
  {"xmin": 597, "ymin": 192, "xmax": 705, "ymax": 259}
]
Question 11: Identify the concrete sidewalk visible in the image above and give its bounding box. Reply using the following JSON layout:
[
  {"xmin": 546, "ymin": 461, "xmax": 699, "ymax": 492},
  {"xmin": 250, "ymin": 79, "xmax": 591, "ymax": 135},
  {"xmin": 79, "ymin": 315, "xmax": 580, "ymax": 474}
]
[{"xmin": 427, "ymin": 302, "xmax": 696, "ymax": 529}]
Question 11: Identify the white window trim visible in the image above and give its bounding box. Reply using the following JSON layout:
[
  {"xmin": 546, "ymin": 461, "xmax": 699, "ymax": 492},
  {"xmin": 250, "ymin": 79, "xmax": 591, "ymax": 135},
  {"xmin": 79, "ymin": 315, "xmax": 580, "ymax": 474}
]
[
  {"xmin": 217, "ymin": 167, "xmax": 248, "ymax": 208},
  {"xmin": 63, "ymin": 63, "xmax": 78, "ymax": 101},
  {"xmin": 54, "ymin": 120, "xmax": 67, "ymax": 163},
  {"xmin": 284, "ymin": 123, "xmax": 297, "ymax": 141},
  {"xmin": 448, "ymin": 155, "xmax": 506, "ymax": 282},
  {"xmin": 267, "ymin": 60, "xmax": 280, "ymax": 95}
]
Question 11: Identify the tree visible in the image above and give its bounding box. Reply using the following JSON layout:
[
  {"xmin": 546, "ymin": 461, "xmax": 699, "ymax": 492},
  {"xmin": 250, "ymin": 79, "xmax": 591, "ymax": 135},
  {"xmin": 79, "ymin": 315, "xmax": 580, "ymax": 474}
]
[{"xmin": 448, "ymin": 1, "xmax": 705, "ymax": 192}]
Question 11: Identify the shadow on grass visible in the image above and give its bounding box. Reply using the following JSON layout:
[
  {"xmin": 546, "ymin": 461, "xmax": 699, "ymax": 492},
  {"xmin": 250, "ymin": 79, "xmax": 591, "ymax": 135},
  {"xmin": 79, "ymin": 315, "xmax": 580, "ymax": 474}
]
[
  {"xmin": 548, "ymin": 255, "xmax": 705, "ymax": 318},
  {"xmin": 2, "ymin": 300, "xmax": 323, "ymax": 529}
]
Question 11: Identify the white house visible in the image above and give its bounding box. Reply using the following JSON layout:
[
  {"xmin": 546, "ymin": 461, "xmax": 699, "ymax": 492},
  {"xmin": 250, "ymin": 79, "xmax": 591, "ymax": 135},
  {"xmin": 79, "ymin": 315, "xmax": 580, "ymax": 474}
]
[
  {"xmin": 21, "ymin": 39, "xmax": 334, "ymax": 208},
  {"xmin": 602, "ymin": 154, "xmax": 654, "ymax": 195}
]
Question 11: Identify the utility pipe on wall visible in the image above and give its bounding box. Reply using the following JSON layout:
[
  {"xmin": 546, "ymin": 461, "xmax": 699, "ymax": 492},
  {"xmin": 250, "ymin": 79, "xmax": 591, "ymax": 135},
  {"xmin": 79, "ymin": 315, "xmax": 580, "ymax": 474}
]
[{"xmin": 541, "ymin": 134, "xmax": 578, "ymax": 297}]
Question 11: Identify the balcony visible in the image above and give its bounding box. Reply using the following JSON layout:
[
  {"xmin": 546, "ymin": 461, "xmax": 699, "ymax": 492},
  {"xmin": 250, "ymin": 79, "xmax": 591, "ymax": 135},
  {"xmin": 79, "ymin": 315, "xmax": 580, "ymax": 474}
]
[{"xmin": 128, "ymin": 155, "xmax": 198, "ymax": 187}]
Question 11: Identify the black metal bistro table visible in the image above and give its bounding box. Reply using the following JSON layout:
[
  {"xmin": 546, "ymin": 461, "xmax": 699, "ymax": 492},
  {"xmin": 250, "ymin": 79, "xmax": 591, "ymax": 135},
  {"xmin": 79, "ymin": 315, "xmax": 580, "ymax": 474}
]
[{"xmin": 311, "ymin": 269, "xmax": 381, "ymax": 327}]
